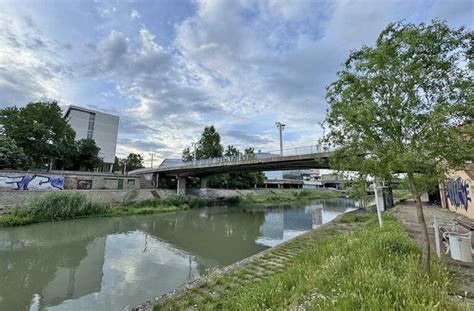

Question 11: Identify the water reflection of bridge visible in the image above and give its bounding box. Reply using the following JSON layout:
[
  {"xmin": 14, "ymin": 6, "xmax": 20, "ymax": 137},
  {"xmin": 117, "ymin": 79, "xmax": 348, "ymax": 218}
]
[{"xmin": 0, "ymin": 199, "xmax": 356, "ymax": 310}]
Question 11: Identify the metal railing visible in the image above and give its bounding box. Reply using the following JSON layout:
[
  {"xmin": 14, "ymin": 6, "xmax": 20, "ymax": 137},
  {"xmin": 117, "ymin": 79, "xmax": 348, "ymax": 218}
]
[{"xmin": 158, "ymin": 144, "xmax": 335, "ymax": 169}]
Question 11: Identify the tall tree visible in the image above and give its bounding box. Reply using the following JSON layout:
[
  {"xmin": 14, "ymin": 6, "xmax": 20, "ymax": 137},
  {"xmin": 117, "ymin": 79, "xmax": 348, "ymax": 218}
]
[
  {"xmin": 225, "ymin": 145, "xmax": 239, "ymax": 156},
  {"xmin": 0, "ymin": 135, "xmax": 31, "ymax": 169},
  {"xmin": 182, "ymin": 147, "xmax": 194, "ymax": 162},
  {"xmin": 0, "ymin": 102, "xmax": 76, "ymax": 169},
  {"xmin": 124, "ymin": 153, "xmax": 145, "ymax": 171},
  {"xmin": 325, "ymin": 20, "xmax": 472, "ymax": 271},
  {"xmin": 196, "ymin": 126, "xmax": 223, "ymax": 159}
]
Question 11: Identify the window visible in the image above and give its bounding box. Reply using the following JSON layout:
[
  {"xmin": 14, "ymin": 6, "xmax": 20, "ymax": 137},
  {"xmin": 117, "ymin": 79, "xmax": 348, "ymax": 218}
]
[{"xmin": 87, "ymin": 113, "xmax": 95, "ymax": 139}]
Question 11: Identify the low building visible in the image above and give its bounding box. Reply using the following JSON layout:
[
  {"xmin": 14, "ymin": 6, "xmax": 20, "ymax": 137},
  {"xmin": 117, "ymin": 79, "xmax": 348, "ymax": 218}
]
[{"xmin": 65, "ymin": 105, "xmax": 119, "ymax": 171}]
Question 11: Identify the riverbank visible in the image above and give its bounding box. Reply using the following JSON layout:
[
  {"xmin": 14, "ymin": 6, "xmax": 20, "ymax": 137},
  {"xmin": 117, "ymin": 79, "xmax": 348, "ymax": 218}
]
[
  {"xmin": 0, "ymin": 189, "xmax": 343, "ymax": 227},
  {"xmin": 134, "ymin": 211, "xmax": 467, "ymax": 310}
]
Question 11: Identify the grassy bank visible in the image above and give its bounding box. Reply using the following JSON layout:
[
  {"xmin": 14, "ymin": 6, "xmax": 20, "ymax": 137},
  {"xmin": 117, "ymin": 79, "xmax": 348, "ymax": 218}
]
[
  {"xmin": 156, "ymin": 214, "xmax": 465, "ymax": 310},
  {"xmin": 0, "ymin": 191, "xmax": 228, "ymax": 227},
  {"xmin": 241, "ymin": 189, "xmax": 342, "ymax": 204},
  {"xmin": 0, "ymin": 189, "xmax": 343, "ymax": 228}
]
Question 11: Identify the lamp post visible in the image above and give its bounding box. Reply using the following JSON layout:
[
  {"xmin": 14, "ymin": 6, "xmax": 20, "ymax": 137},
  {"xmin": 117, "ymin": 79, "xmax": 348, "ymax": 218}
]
[
  {"xmin": 191, "ymin": 142, "xmax": 197, "ymax": 163},
  {"xmin": 275, "ymin": 122, "xmax": 285, "ymax": 156},
  {"xmin": 149, "ymin": 153, "xmax": 156, "ymax": 168}
]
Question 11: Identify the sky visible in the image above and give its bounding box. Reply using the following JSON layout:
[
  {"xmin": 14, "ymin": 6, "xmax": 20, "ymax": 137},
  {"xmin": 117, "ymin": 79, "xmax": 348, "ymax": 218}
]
[{"xmin": 0, "ymin": 0, "xmax": 472, "ymax": 166}]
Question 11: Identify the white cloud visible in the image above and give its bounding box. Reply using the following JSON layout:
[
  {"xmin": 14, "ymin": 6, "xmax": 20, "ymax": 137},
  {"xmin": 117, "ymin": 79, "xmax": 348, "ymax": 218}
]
[
  {"xmin": 131, "ymin": 9, "xmax": 141, "ymax": 20},
  {"xmin": 0, "ymin": 0, "xmax": 470, "ymax": 163}
]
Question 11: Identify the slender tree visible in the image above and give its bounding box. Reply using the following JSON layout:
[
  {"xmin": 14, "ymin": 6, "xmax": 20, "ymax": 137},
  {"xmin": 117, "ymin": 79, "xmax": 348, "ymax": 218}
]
[{"xmin": 325, "ymin": 20, "xmax": 472, "ymax": 271}]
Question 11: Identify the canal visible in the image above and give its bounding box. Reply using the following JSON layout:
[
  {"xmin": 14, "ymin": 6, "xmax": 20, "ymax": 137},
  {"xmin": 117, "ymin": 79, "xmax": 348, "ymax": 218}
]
[{"xmin": 0, "ymin": 198, "xmax": 358, "ymax": 310}]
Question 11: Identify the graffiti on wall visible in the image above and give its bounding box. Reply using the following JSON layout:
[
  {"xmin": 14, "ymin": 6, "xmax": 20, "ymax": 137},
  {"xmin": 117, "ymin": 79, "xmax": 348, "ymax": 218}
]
[
  {"xmin": 0, "ymin": 174, "xmax": 64, "ymax": 190},
  {"xmin": 446, "ymin": 177, "xmax": 471, "ymax": 211}
]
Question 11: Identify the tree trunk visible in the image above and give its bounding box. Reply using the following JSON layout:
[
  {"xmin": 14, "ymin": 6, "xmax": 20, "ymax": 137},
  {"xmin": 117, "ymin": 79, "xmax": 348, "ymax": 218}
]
[{"xmin": 408, "ymin": 173, "xmax": 431, "ymax": 272}]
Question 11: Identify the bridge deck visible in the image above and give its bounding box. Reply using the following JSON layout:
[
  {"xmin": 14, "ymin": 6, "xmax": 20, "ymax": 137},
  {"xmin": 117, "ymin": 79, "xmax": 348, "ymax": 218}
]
[{"xmin": 130, "ymin": 151, "xmax": 333, "ymax": 177}]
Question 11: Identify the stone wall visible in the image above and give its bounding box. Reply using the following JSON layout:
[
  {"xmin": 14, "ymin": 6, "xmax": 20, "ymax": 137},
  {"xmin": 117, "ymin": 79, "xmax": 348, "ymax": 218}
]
[{"xmin": 0, "ymin": 170, "xmax": 140, "ymax": 191}]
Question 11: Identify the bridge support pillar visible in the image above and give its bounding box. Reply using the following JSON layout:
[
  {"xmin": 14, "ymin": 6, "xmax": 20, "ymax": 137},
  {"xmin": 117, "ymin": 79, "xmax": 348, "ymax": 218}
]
[
  {"xmin": 177, "ymin": 175, "xmax": 186, "ymax": 195},
  {"xmin": 200, "ymin": 177, "xmax": 208, "ymax": 188}
]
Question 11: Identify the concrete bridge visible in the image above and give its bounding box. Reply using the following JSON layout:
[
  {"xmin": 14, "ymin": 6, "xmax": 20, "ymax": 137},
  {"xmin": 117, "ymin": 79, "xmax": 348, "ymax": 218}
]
[{"xmin": 129, "ymin": 145, "xmax": 335, "ymax": 195}]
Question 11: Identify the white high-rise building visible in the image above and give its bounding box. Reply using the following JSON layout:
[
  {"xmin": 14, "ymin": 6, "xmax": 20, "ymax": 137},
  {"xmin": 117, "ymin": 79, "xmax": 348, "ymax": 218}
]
[{"xmin": 65, "ymin": 105, "xmax": 119, "ymax": 167}]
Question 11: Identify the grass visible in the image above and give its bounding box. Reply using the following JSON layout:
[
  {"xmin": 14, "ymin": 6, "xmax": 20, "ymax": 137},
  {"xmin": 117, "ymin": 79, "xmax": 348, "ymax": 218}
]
[
  {"xmin": 155, "ymin": 214, "xmax": 466, "ymax": 310},
  {"xmin": 0, "ymin": 189, "xmax": 342, "ymax": 228},
  {"xmin": 242, "ymin": 189, "xmax": 341, "ymax": 204},
  {"xmin": 0, "ymin": 192, "xmax": 220, "ymax": 227}
]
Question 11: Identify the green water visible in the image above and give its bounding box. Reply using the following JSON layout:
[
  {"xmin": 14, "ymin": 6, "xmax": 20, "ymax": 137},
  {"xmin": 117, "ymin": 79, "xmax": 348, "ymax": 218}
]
[{"xmin": 0, "ymin": 198, "xmax": 358, "ymax": 310}]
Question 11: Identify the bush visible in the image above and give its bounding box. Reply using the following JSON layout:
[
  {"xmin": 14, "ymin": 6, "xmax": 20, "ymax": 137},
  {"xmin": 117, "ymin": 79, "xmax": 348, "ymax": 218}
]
[
  {"xmin": 25, "ymin": 191, "xmax": 108, "ymax": 222},
  {"xmin": 223, "ymin": 196, "xmax": 242, "ymax": 205}
]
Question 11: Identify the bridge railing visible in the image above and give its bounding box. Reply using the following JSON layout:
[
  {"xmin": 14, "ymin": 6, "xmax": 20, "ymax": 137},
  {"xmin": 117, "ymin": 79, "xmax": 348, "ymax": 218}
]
[{"xmin": 159, "ymin": 144, "xmax": 335, "ymax": 169}]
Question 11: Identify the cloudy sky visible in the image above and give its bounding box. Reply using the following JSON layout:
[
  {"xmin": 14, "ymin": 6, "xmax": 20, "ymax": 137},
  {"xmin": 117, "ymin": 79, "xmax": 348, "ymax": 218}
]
[{"xmin": 0, "ymin": 0, "xmax": 472, "ymax": 165}]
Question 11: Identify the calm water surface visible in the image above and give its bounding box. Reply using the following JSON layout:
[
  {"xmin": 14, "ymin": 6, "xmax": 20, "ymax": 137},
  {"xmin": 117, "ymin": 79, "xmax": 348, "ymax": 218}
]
[{"xmin": 0, "ymin": 198, "xmax": 358, "ymax": 310}]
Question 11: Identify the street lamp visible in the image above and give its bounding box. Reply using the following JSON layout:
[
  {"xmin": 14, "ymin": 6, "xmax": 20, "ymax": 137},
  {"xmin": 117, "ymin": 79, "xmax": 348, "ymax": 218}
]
[
  {"xmin": 191, "ymin": 142, "xmax": 197, "ymax": 163},
  {"xmin": 275, "ymin": 122, "xmax": 285, "ymax": 156},
  {"xmin": 149, "ymin": 153, "xmax": 156, "ymax": 168}
]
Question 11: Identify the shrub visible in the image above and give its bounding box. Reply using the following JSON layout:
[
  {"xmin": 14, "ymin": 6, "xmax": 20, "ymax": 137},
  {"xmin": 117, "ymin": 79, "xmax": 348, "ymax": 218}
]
[
  {"xmin": 223, "ymin": 196, "xmax": 242, "ymax": 205},
  {"xmin": 24, "ymin": 191, "xmax": 108, "ymax": 222}
]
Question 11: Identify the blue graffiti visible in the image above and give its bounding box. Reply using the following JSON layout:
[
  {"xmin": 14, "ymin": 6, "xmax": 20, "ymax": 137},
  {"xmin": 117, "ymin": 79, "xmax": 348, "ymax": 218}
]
[
  {"xmin": 2, "ymin": 174, "xmax": 64, "ymax": 190},
  {"xmin": 446, "ymin": 177, "xmax": 471, "ymax": 211},
  {"xmin": 37, "ymin": 175, "xmax": 65, "ymax": 190},
  {"xmin": 17, "ymin": 175, "xmax": 35, "ymax": 190}
]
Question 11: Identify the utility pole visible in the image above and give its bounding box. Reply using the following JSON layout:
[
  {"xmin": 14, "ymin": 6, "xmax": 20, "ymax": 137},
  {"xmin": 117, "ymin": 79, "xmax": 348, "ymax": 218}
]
[
  {"xmin": 149, "ymin": 153, "xmax": 155, "ymax": 168},
  {"xmin": 275, "ymin": 122, "xmax": 285, "ymax": 156},
  {"xmin": 191, "ymin": 142, "xmax": 197, "ymax": 163}
]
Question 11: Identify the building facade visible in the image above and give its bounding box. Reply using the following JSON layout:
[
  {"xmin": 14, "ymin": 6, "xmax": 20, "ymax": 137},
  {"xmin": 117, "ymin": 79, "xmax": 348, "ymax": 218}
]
[{"xmin": 65, "ymin": 106, "xmax": 119, "ymax": 167}]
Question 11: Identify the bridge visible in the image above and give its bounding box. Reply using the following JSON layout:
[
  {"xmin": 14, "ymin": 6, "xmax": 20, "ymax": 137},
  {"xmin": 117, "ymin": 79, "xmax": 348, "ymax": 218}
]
[{"xmin": 129, "ymin": 145, "xmax": 335, "ymax": 195}]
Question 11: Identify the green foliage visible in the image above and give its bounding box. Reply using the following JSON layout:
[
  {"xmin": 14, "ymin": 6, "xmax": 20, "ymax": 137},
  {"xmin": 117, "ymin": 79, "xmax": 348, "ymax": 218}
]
[
  {"xmin": 0, "ymin": 135, "xmax": 30, "ymax": 169},
  {"xmin": 325, "ymin": 20, "xmax": 472, "ymax": 269},
  {"xmin": 196, "ymin": 125, "xmax": 224, "ymax": 159},
  {"xmin": 182, "ymin": 127, "xmax": 265, "ymax": 189},
  {"xmin": 196, "ymin": 216, "xmax": 462, "ymax": 310},
  {"xmin": 225, "ymin": 145, "xmax": 239, "ymax": 156},
  {"xmin": 325, "ymin": 20, "xmax": 472, "ymax": 191},
  {"xmin": 0, "ymin": 102, "xmax": 76, "ymax": 169},
  {"xmin": 0, "ymin": 192, "xmax": 107, "ymax": 226},
  {"xmin": 73, "ymin": 138, "xmax": 103, "ymax": 171},
  {"xmin": 182, "ymin": 147, "xmax": 194, "ymax": 162},
  {"xmin": 115, "ymin": 153, "xmax": 145, "ymax": 172}
]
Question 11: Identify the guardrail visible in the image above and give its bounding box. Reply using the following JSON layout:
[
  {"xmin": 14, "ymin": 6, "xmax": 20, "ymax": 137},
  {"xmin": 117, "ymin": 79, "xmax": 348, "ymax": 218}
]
[
  {"xmin": 161, "ymin": 144, "xmax": 335, "ymax": 169},
  {"xmin": 129, "ymin": 145, "xmax": 335, "ymax": 174}
]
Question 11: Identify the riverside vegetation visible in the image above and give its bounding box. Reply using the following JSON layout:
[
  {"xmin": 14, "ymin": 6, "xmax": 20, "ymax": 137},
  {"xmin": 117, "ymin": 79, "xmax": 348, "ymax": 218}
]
[
  {"xmin": 0, "ymin": 189, "xmax": 343, "ymax": 227},
  {"xmin": 155, "ymin": 213, "xmax": 467, "ymax": 310}
]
